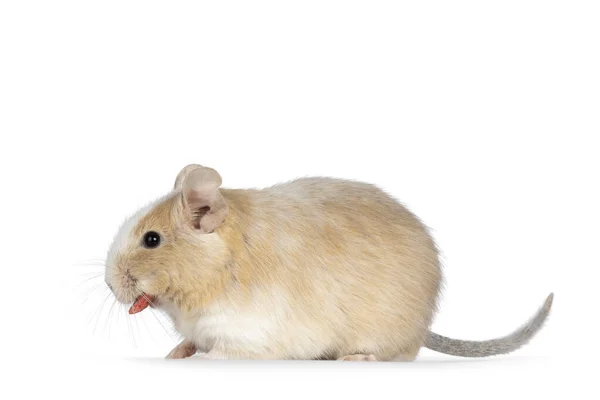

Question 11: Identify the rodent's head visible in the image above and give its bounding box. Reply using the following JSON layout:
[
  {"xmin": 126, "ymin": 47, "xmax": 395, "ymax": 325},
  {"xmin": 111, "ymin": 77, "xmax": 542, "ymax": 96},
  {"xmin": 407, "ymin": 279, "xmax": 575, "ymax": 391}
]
[{"xmin": 105, "ymin": 164, "xmax": 231, "ymax": 312}]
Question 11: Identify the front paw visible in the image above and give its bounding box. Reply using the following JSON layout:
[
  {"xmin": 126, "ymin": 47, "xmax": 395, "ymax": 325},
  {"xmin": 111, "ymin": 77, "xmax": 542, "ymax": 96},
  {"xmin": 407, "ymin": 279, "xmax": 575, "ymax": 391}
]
[{"xmin": 165, "ymin": 341, "xmax": 197, "ymax": 359}]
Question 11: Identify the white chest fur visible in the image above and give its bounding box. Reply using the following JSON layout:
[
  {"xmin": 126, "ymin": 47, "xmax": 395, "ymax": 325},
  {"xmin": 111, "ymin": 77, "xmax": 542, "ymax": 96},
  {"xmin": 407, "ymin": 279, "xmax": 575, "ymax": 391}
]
[{"xmin": 159, "ymin": 291, "xmax": 289, "ymax": 356}]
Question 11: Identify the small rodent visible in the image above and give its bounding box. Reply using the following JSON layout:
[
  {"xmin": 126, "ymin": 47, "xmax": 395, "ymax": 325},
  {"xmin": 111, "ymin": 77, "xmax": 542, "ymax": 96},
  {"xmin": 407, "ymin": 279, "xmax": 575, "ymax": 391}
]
[{"xmin": 105, "ymin": 164, "xmax": 553, "ymax": 361}]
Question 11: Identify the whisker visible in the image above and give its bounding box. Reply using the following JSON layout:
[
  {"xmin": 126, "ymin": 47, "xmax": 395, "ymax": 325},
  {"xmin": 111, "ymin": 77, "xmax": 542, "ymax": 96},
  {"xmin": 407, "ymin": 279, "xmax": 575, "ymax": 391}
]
[
  {"xmin": 149, "ymin": 309, "xmax": 178, "ymax": 341},
  {"xmin": 135, "ymin": 313, "xmax": 144, "ymax": 346},
  {"xmin": 74, "ymin": 274, "xmax": 105, "ymax": 291},
  {"xmin": 126, "ymin": 307, "xmax": 136, "ymax": 349},
  {"xmin": 74, "ymin": 258, "xmax": 107, "ymax": 263},
  {"xmin": 140, "ymin": 293, "xmax": 158, "ymax": 308},
  {"xmin": 80, "ymin": 284, "xmax": 109, "ymax": 306},
  {"xmin": 105, "ymin": 297, "xmax": 118, "ymax": 339},
  {"xmin": 76, "ymin": 271, "xmax": 105, "ymax": 277},
  {"xmin": 130, "ymin": 312, "xmax": 139, "ymax": 350},
  {"xmin": 92, "ymin": 291, "xmax": 113, "ymax": 336},
  {"xmin": 79, "ymin": 266, "xmax": 104, "ymax": 275},
  {"xmin": 72, "ymin": 262, "xmax": 106, "ymax": 266},
  {"xmin": 70, "ymin": 260, "xmax": 107, "ymax": 268},
  {"xmin": 139, "ymin": 293, "xmax": 177, "ymax": 341},
  {"xmin": 137, "ymin": 308, "xmax": 155, "ymax": 345}
]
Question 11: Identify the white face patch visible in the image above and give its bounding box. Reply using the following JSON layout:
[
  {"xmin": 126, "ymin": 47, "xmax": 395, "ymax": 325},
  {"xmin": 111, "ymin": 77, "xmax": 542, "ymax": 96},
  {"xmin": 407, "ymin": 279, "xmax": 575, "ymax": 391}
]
[{"xmin": 105, "ymin": 193, "xmax": 172, "ymax": 268}]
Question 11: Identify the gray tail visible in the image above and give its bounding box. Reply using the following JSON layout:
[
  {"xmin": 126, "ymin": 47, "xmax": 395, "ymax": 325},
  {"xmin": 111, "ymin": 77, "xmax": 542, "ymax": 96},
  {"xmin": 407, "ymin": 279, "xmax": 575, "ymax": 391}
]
[{"xmin": 425, "ymin": 293, "xmax": 553, "ymax": 358}]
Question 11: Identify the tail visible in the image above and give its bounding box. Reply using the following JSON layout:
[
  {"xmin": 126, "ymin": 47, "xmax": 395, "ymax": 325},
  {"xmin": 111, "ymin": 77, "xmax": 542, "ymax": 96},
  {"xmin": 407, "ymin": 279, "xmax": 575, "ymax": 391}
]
[{"xmin": 425, "ymin": 293, "xmax": 554, "ymax": 357}]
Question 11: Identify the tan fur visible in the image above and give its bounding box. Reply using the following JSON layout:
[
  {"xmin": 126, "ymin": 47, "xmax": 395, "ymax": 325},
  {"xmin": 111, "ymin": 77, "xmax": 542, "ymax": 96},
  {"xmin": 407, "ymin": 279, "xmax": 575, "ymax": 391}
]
[
  {"xmin": 106, "ymin": 164, "xmax": 550, "ymax": 361},
  {"xmin": 212, "ymin": 181, "xmax": 441, "ymax": 360}
]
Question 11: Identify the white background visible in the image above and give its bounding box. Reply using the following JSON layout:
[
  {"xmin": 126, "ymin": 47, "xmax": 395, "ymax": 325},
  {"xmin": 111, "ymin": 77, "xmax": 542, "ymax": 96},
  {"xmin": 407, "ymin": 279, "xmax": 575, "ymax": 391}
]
[{"xmin": 1, "ymin": 1, "xmax": 598, "ymax": 399}]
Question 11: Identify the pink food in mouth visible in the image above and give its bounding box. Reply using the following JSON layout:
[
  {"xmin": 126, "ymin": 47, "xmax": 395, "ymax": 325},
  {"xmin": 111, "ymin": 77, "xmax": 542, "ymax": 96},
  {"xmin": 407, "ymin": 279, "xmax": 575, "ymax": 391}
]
[{"xmin": 128, "ymin": 294, "xmax": 155, "ymax": 314}]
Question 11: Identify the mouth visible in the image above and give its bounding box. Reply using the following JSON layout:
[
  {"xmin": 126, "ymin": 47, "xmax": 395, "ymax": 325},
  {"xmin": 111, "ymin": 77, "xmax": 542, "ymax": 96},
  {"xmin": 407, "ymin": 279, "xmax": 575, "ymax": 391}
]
[{"xmin": 128, "ymin": 294, "xmax": 156, "ymax": 315}]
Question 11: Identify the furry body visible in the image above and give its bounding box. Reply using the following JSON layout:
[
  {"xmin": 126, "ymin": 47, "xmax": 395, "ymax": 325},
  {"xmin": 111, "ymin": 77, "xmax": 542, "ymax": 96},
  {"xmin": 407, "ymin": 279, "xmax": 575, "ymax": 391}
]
[{"xmin": 105, "ymin": 165, "xmax": 552, "ymax": 360}]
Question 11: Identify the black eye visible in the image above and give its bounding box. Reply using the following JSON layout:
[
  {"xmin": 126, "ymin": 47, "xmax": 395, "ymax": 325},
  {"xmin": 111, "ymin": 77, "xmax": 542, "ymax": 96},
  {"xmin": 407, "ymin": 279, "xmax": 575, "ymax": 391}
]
[{"xmin": 143, "ymin": 231, "xmax": 161, "ymax": 248}]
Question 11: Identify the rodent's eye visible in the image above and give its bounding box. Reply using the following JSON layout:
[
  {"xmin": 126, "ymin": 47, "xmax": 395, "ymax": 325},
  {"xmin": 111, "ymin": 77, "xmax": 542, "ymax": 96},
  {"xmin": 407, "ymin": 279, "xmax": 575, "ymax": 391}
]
[{"xmin": 142, "ymin": 231, "xmax": 161, "ymax": 249}]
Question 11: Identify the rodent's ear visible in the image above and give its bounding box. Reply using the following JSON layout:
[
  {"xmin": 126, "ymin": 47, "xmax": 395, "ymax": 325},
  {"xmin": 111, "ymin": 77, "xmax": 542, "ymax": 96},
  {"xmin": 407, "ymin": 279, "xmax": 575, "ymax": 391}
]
[
  {"xmin": 174, "ymin": 164, "xmax": 205, "ymax": 190},
  {"xmin": 181, "ymin": 167, "xmax": 228, "ymax": 233}
]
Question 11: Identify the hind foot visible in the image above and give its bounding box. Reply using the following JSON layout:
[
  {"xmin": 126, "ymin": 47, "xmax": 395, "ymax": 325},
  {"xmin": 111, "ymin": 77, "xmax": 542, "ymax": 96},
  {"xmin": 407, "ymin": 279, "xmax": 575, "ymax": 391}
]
[{"xmin": 338, "ymin": 354, "xmax": 378, "ymax": 361}]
